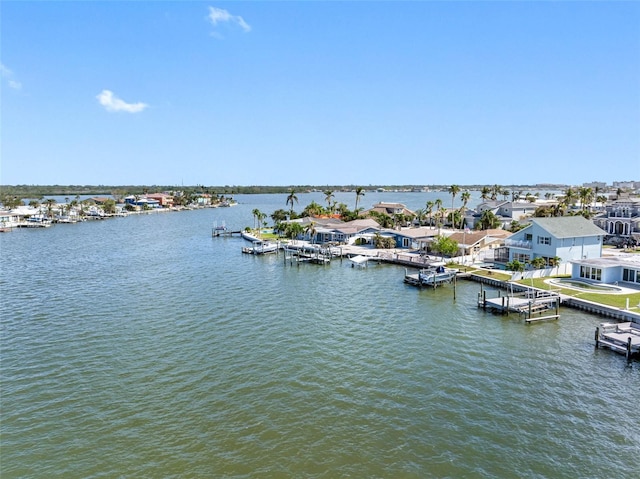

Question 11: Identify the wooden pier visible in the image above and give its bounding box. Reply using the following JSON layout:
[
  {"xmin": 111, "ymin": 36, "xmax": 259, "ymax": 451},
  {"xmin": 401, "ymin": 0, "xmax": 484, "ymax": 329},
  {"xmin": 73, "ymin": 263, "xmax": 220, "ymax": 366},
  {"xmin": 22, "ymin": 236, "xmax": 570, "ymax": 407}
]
[
  {"xmin": 595, "ymin": 322, "xmax": 640, "ymax": 359},
  {"xmin": 283, "ymin": 245, "xmax": 334, "ymax": 265},
  {"xmin": 478, "ymin": 287, "xmax": 561, "ymax": 323}
]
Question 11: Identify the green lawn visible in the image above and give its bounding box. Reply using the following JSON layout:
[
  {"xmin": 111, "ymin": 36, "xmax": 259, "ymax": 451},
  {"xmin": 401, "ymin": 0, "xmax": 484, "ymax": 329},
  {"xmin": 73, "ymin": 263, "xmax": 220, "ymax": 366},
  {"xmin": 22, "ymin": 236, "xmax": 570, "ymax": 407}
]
[
  {"xmin": 452, "ymin": 266, "xmax": 640, "ymax": 309},
  {"xmin": 516, "ymin": 277, "xmax": 640, "ymax": 309}
]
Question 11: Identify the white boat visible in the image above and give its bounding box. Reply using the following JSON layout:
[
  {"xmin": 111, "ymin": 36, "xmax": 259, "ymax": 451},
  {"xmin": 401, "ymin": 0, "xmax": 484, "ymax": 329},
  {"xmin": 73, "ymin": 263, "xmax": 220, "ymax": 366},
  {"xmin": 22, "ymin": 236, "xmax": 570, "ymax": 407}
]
[
  {"xmin": 418, "ymin": 266, "xmax": 457, "ymax": 285},
  {"xmin": 241, "ymin": 231, "xmax": 279, "ymax": 254},
  {"xmin": 242, "ymin": 240, "xmax": 279, "ymax": 255},
  {"xmin": 20, "ymin": 215, "xmax": 53, "ymax": 228},
  {"xmin": 404, "ymin": 265, "xmax": 457, "ymax": 287}
]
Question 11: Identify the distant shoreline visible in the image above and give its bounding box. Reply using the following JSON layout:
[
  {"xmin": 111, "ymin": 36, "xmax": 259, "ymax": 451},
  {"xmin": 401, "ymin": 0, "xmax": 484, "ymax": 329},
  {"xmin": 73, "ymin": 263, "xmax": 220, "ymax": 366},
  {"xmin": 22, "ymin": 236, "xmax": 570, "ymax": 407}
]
[{"xmin": 1, "ymin": 183, "xmax": 575, "ymax": 198}]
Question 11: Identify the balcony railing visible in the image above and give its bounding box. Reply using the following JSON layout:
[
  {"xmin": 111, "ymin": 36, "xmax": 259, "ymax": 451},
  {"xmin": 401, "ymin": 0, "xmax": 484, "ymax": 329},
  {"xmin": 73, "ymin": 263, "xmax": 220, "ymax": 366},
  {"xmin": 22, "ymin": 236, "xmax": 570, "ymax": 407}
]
[
  {"xmin": 505, "ymin": 239, "xmax": 532, "ymax": 249},
  {"xmin": 607, "ymin": 212, "xmax": 634, "ymax": 218}
]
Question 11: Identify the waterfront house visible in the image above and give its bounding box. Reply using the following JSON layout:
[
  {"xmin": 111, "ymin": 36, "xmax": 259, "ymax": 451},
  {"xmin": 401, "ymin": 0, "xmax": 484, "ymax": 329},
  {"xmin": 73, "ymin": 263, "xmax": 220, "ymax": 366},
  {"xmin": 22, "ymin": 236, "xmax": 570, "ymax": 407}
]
[
  {"xmin": 290, "ymin": 217, "xmax": 381, "ymax": 244},
  {"xmin": 592, "ymin": 198, "xmax": 640, "ymax": 245},
  {"xmin": 123, "ymin": 195, "xmax": 160, "ymax": 209},
  {"xmin": 466, "ymin": 200, "xmax": 543, "ymax": 229},
  {"xmin": 364, "ymin": 202, "xmax": 416, "ymax": 220},
  {"xmin": 447, "ymin": 229, "xmax": 512, "ymax": 258},
  {"xmin": 0, "ymin": 210, "xmax": 20, "ymax": 229},
  {"xmin": 387, "ymin": 227, "xmax": 440, "ymax": 249},
  {"xmin": 570, "ymin": 256, "xmax": 640, "ymax": 286},
  {"xmin": 146, "ymin": 193, "xmax": 174, "ymax": 208},
  {"xmin": 493, "ymin": 216, "xmax": 606, "ymax": 266}
]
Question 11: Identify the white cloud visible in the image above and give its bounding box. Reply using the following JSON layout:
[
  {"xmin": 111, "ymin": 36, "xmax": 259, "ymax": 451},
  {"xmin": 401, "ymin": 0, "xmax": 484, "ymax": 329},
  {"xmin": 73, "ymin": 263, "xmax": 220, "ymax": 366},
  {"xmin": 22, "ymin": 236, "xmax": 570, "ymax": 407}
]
[
  {"xmin": 96, "ymin": 90, "xmax": 148, "ymax": 113},
  {"xmin": 207, "ymin": 6, "xmax": 251, "ymax": 34},
  {"xmin": 1, "ymin": 63, "xmax": 22, "ymax": 90}
]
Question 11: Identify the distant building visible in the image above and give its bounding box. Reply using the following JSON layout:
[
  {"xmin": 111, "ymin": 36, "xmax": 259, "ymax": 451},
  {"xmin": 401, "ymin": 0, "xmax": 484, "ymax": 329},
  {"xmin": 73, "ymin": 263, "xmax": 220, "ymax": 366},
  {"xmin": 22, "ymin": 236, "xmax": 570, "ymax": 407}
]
[
  {"xmin": 612, "ymin": 181, "xmax": 637, "ymax": 190},
  {"xmin": 123, "ymin": 195, "xmax": 160, "ymax": 209},
  {"xmin": 365, "ymin": 202, "xmax": 416, "ymax": 217},
  {"xmin": 466, "ymin": 200, "xmax": 541, "ymax": 229},
  {"xmin": 146, "ymin": 193, "xmax": 173, "ymax": 208},
  {"xmin": 593, "ymin": 198, "xmax": 640, "ymax": 243},
  {"xmin": 583, "ymin": 181, "xmax": 606, "ymax": 190}
]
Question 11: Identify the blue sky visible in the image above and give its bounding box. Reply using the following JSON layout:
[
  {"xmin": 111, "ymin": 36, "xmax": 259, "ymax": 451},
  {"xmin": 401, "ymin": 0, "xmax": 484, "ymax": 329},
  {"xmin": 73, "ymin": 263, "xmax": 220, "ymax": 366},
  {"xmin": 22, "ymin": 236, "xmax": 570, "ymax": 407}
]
[{"xmin": 2, "ymin": 1, "xmax": 639, "ymax": 187}]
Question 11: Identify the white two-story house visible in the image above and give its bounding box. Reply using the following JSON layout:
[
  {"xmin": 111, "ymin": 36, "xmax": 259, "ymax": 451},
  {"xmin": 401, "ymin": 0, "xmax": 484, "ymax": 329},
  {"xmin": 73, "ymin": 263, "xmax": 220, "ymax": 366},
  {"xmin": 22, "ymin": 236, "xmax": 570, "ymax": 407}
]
[{"xmin": 494, "ymin": 216, "xmax": 606, "ymax": 266}]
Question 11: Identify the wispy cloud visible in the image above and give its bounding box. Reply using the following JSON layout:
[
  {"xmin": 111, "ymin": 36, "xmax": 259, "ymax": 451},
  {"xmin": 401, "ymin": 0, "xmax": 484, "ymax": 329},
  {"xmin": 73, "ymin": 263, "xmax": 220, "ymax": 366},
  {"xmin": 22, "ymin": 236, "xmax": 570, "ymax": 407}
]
[
  {"xmin": 1, "ymin": 63, "xmax": 23, "ymax": 90},
  {"xmin": 96, "ymin": 90, "xmax": 148, "ymax": 113},
  {"xmin": 207, "ymin": 6, "xmax": 251, "ymax": 35}
]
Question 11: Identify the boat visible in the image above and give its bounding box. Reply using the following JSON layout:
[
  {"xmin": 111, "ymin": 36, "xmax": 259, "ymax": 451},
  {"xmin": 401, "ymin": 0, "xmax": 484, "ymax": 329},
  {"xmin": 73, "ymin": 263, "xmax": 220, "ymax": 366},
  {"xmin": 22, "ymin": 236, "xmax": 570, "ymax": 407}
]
[
  {"xmin": 241, "ymin": 231, "xmax": 279, "ymax": 254},
  {"xmin": 242, "ymin": 241, "xmax": 279, "ymax": 255},
  {"xmin": 19, "ymin": 215, "xmax": 53, "ymax": 228},
  {"xmin": 404, "ymin": 264, "xmax": 457, "ymax": 287}
]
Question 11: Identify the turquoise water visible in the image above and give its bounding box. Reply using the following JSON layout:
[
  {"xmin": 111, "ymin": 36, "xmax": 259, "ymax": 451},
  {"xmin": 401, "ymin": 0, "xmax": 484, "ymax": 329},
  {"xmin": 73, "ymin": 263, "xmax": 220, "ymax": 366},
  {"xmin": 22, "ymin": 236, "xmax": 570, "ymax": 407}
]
[{"xmin": 1, "ymin": 193, "xmax": 639, "ymax": 478}]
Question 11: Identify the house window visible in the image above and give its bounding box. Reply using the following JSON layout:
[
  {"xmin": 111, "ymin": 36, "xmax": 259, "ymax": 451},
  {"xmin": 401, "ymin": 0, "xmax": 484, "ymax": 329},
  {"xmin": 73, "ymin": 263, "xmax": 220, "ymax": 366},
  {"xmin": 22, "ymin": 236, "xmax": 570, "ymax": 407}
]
[
  {"xmin": 623, "ymin": 269, "xmax": 635, "ymax": 282},
  {"xmin": 580, "ymin": 266, "xmax": 602, "ymax": 281},
  {"xmin": 513, "ymin": 253, "xmax": 530, "ymax": 263},
  {"xmin": 593, "ymin": 268, "xmax": 601, "ymax": 281},
  {"xmin": 402, "ymin": 238, "xmax": 411, "ymax": 248},
  {"xmin": 524, "ymin": 233, "xmax": 532, "ymax": 241},
  {"xmin": 537, "ymin": 236, "xmax": 551, "ymax": 245}
]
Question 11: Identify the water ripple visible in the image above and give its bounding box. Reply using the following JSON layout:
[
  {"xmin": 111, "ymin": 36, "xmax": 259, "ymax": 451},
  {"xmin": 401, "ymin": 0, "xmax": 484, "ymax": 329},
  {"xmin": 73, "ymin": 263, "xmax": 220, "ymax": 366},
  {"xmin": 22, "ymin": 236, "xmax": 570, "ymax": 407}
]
[{"xmin": 2, "ymin": 207, "xmax": 639, "ymax": 478}]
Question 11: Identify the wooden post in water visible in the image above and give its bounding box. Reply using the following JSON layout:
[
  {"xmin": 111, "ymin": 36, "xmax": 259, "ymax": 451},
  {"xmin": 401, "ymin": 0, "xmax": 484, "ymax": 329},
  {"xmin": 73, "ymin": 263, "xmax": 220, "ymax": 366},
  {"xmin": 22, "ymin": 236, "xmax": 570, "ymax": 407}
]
[
  {"xmin": 453, "ymin": 274, "xmax": 456, "ymax": 301},
  {"xmin": 627, "ymin": 337, "xmax": 632, "ymax": 360},
  {"xmin": 483, "ymin": 290, "xmax": 487, "ymax": 310},
  {"xmin": 594, "ymin": 326, "xmax": 600, "ymax": 348}
]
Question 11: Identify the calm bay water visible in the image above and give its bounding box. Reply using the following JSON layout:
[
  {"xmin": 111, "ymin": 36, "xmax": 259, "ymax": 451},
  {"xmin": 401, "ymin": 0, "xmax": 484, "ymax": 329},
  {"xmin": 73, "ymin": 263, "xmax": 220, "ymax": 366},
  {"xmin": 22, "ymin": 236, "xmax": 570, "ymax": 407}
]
[{"xmin": 1, "ymin": 193, "xmax": 638, "ymax": 478}]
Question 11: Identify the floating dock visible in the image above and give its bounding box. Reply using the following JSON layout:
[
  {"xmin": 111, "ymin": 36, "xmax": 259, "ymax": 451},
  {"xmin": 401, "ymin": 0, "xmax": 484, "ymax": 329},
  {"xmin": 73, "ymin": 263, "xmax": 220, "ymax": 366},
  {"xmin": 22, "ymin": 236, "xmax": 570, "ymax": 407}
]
[{"xmin": 595, "ymin": 322, "xmax": 640, "ymax": 359}]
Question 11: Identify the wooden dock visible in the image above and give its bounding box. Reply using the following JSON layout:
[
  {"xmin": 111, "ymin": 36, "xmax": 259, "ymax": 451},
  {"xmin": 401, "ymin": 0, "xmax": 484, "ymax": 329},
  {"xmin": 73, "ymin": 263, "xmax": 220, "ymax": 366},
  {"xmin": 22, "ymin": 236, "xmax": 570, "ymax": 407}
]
[
  {"xmin": 478, "ymin": 288, "xmax": 561, "ymax": 323},
  {"xmin": 595, "ymin": 322, "xmax": 640, "ymax": 359},
  {"xmin": 282, "ymin": 245, "xmax": 334, "ymax": 265}
]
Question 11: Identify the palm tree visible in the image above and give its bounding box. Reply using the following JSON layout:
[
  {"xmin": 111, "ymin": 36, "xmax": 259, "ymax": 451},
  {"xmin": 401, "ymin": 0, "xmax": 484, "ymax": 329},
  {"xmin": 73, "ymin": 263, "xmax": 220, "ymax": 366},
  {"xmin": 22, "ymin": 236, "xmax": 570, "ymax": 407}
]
[
  {"xmin": 477, "ymin": 210, "xmax": 501, "ymax": 230},
  {"xmin": 285, "ymin": 222, "xmax": 304, "ymax": 242},
  {"xmin": 324, "ymin": 190, "xmax": 334, "ymax": 212},
  {"xmin": 491, "ymin": 184, "xmax": 501, "ymax": 201},
  {"xmin": 480, "ymin": 186, "xmax": 491, "ymax": 202},
  {"xmin": 460, "ymin": 191, "xmax": 471, "ymax": 230},
  {"xmin": 305, "ymin": 221, "xmax": 317, "ymax": 244},
  {"xmin": 434, "ymin": 198, "xmax": 443, "ymax": 233},
  {"xmin": 448, "ymin": 185, "xmax": 460, "ymax": 227},
  {"xmin": 355, "ymin": 187, "xmax": 365, "ymax": 211},
  {"xmin": 563, "ymin": 187, "xmax": 577, "ymax": 208},
  {"xmin": 425, "ymin": 201, "xmax": 434, "ymax": 228},
  {"xmin": 44, "ymin": 198, "xmax": 56, "ymax": 219},
  {"xmin": 286, "ymin": 189, "xmax": 298, "ymax": 218},
  {"xmin": 578, "ymin": 187, "xmax": 593, "ymax": 212},
  {"xmin": 302, "ymin": 201, "xmax": 324, "ymax": 217},
  {"xmin": 252, "ymin": 208, "xmax": 262, "ymax": 230},
  {"xmin": 414, "ymin": 208, "xmax": 425, "ymax": 226}
]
